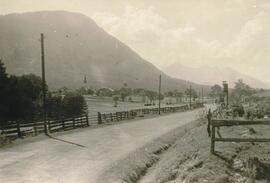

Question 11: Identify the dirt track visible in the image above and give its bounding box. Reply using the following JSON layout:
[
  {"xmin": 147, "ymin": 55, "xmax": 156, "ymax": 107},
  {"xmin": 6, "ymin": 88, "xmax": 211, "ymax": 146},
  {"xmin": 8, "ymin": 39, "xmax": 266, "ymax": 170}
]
[{"xmin": 0, "ymin": 108, "xmax": 204, "ymax": 183}]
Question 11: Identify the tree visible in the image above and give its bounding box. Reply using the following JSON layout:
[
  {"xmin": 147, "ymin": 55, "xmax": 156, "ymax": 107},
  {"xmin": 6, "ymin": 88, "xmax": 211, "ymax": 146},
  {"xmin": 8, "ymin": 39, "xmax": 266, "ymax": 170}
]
[
  {"xmin": 232, "ymin": 79, "xmax": 254, "ymax": 102},
  {"xmin": 97, "ymin": 88, "xmax": 114, "ymax": 97},
  {"xmin": 62, "ymin": 92, "xmax": 88, "ymax": 118},
  {"xmin": 117, "ymin": 87, "xmax": 131, "ymax": 102},
  {"xmin": 3, "ymin": 74, "xmax": 44, "ymax": 121},
  {"xmin": 173, "ymin": 90, "xmax": 183, "ymax": 103},
  {"xmin": 210, "ymin": 84, "xmax": 222, "ymax": 98},
  {"xmin": 185, "ymin": 88, "xmax": 198, "ymax": 100},
  {"xmin": 145, "ymin": 90, "xmax": 158, "ymax": 104},
  {"xmin": 209, "ymin": 84, "xmax": 223, "ymax": 103},
  {"xmin": 113, "ymin": 95, "xmax": 119, "ymax": 107},
  {"xmin": 46, "ymin": 93, "xmax": 63, "ymax": 119},
  {"xmin": 76, "ymin": 87, "xmax": 94, "ymax": 95},
  {"xmin": 0, "ymin": 59, "xmax": 9, "ymax": 122}
]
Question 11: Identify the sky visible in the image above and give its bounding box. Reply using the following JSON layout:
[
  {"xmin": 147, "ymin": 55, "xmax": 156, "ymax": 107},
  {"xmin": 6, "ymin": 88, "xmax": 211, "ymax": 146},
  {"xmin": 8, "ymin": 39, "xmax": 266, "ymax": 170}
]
[{"xmin": 1, "ymin": 0, "xmax": 270, "ymax": 84}]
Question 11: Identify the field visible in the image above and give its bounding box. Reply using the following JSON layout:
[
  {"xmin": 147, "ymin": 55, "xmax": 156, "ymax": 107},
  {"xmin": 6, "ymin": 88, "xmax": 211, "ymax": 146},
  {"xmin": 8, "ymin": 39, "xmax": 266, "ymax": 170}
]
[{"xmin": 85, "ymin": 96, "xmax": 186, "ymax": 116}]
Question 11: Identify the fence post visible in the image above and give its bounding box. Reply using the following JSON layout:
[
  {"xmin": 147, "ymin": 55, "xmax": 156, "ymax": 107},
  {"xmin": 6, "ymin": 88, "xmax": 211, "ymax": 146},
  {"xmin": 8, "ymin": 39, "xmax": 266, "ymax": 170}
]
[
  {"xmin": 62, "ymin": 118, "xmax": 65, "ymax": 131},
  {"xmin": 86, "ymin": 114, "xmax": 89, "ymax": 126},
  {"xmin": 110, "ymin": 113, "xmax": 113, "ymax": 122},
  {"xmin": 17, "ymin": 121, "xmax": 22, "ymax": 138},
  {"xmin": 211, "ymin": 121, "xmax": 216, "ymax": 154},
  {"xmin": 33, "ymin": 118, "xmax": 37, "ymax": 136},
  {"xmin": 48, "ymin": 120, "xmax": 51, "ymax": 133},
  {"xmin": 80, "ymin": 116, "xmax": 83, "ymax": 127},
  {"xmin": 207, "ymin": 109, "xmax": 212, "ymax": 137},
  {"xmin": 73, "ymin": 118, "xmax": 76, "ymax": 128},
  {"xmin": 98, "ymin": 112, "xmax": 102, "ymax": 124}
]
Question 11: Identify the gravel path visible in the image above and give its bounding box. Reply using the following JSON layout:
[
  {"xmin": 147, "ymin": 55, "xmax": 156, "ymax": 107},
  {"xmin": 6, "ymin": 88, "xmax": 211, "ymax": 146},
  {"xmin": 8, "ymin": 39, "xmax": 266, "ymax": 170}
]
[{"xmin": 0, "ymin": 108, "xmax": 204, "ymax": 183}]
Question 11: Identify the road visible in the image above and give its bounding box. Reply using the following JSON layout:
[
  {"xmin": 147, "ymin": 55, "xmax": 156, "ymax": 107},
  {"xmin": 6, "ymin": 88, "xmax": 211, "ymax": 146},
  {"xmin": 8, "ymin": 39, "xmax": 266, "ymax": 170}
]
[{"xmin": 0, "ymin": 108, "xmax": 205, "ymax": 183}]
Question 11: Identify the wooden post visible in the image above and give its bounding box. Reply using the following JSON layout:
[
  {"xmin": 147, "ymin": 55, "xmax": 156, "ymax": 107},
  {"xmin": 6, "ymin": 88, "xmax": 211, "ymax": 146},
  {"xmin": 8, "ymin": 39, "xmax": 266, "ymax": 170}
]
[
  {"xmin": 48, "ymin": 120, "xmax": 51, "ymax": 133},
  {"xmin": 98, "ymin": 112, "xmax": 102, "ymax": 124},
  {"xmin": 189, "ymin": 85, "xmax": 192, "ymax": 110},
  {"xmin": 211, "ymin": 123, "xmax": 216, "ymax": 154},
  {"xmin": 158, "ymin": 74, "xmax": 161, "ymax": 115},
  {"xmin": 80, "ymin": 116, "xmax": 83, "ymax": 127},
  {"xmin": 62, "ymin": 118, "xmax": 65, "ymax": 131},
  {"xmin": 110, "ymin": 113, "xmax": 113, "ymax": 122},
  {"xmin": 73, "ymin": 118, "xmax": 76, "ymax": 128},
  {"xmin": 41, "ymin": 33, "xmax": 47, "ymax": 135},
  {"xmin": 17, "ymin": 121, "xmax": 22, "ymax": 138},
  {"xmin": 86, "ymin": 114, "xmax": 89, "ymax": 126},
  {"xmin": 33, "ymin": 118, "xmax": 37, "ymax": 136},
  {"xmin": 207, "ymin": 109, "xmax": 212, "ymax": 137}
]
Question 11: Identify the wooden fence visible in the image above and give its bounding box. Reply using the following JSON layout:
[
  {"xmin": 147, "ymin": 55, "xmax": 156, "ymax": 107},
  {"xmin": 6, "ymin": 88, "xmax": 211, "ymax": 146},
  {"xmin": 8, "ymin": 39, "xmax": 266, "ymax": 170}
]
[
  {"xmin": 209, "ymin": 118, "xmax": 270, "ymax": 154},
  {"xmin": 0, "ymin": 103, "xmax": 204, "ymax": 140},
  {"xmin": 0, "ymin": 114, "xmax": 89, "ymax": 139},
  {"xmin": 98, "ymin": 103, "xmax": 204, "ymax": 124}
]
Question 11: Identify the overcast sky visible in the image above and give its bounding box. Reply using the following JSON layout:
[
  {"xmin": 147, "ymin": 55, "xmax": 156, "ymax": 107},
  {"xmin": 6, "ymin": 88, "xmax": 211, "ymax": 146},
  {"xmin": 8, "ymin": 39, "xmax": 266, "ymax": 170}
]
[{"xmin": 1, "ymin": 0, "xmax": 270, "ymax": 83}]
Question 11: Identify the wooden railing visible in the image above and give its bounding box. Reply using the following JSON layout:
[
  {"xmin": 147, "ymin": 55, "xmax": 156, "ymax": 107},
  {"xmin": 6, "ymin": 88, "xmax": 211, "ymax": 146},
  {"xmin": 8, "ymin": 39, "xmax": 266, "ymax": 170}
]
[
  {"xmin": 0, "ymin": 114, "xmax": 89, "ymax": 139},
  {"xmin": 0, "ymin": 103, "xmax": 204, "ymax": 140},
  {"xmin": 209, "ymin": 118, "xmax": 270, "ymax": 154},
  {"xmin": 98, "ymin": 103, "xmax": 204, "ymax": 124}
]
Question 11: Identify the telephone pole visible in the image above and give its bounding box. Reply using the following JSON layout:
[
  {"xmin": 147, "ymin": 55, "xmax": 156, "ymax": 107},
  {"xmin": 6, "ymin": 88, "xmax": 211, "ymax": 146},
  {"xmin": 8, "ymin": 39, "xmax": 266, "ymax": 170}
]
[
  {"xmin": 189, "ymin": 85, "xmax": 192, "ymax": 109},
  {"xmin": 223, "ymin": 81, "xmax": 229, "ymax": 107},
  {"xmin": 201, "ymin": 88, "xmax": 204, "ymax": 104},
  {"xmin": 41, "ymin": 33, "xmax": 47, "ymax": 134},
  {"xmin": 158, "ymin": 75, "xmax": 162, "ymax": 115}
]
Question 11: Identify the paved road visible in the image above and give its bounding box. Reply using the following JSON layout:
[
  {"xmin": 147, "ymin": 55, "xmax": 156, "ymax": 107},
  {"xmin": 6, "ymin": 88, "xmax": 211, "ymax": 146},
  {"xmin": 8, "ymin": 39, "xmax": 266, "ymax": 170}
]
[{"xmin": 0, "ymin": 108, "xmax": 205, "ymax": 183}]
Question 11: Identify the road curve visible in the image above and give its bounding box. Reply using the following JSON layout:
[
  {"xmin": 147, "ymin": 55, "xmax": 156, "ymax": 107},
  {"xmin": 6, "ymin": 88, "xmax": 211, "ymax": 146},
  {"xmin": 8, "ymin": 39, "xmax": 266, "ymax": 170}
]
[{"xmin": 0, "ymin": 108, "xmax": 204, "ymax": 183}]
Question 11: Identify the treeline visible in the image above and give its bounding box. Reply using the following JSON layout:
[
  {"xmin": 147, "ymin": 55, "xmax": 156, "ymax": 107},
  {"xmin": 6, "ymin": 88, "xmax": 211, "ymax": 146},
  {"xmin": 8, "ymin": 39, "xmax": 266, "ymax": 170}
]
[
  {"xmin": 0, "ymin": 60, "xmax": 87, "ymax": 125},
  {"xmin": 75, "ymin": 85, "xmax": 199, "ymax": 102},
  {"xmin": 209, "ymin": 79, "xmax": 257, "ymax": 104}
]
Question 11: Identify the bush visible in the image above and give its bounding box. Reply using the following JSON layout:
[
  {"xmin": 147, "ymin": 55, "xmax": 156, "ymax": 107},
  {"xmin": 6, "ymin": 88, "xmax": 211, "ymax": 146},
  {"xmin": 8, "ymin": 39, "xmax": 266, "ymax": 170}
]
[
  {"xmin": 46, "ymin": 92, "xmax": 88, "ymax": 119},
  {"xmin": 62, "ymin": 92, "xmax": 88, "ymax": 118},
  {"xmin": 232, "ymin": 104, "xmax": 244, "ymax": 117}
]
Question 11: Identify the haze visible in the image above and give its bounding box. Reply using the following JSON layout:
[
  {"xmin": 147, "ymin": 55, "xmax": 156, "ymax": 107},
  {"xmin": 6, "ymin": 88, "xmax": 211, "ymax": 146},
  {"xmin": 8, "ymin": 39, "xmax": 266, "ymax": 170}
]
[{"xmin": 1, "ymin": 0, "xmax": 270, "ymax": 86}]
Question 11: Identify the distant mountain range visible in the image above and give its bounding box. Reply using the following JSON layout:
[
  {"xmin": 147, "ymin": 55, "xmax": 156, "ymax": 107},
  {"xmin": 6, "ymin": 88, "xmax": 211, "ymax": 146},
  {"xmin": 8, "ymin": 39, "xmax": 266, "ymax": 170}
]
[
  {"xmin": 163, "ymin": 62, "xmax": 268, "ymax": 89},
  {"xmin": 0, "ymin": 11, "xmax": 209, "ymax": 92}
]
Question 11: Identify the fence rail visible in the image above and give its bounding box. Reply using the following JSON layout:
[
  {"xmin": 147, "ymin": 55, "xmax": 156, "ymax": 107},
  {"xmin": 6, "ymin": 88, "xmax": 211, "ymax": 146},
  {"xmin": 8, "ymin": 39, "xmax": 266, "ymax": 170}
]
[
  {"xmin": 208, "ymin": 115, "xmax": 270, "ymax": 153},
  {"xmin": 0, "ymin": 114, "xmax": 89, "ymax": 139},
  {"xmin": 0, "ymin": 103, "xmax": 204, "ymax": 140},
  {"xmin": 98, "ymin": 103, "xmax": 204, "ymax": 124}
]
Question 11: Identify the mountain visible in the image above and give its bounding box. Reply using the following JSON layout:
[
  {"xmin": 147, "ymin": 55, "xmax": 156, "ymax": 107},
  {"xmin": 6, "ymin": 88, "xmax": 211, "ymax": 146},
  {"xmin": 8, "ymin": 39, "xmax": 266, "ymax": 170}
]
[
  {"xmin": 163, "ymin": 62, "xmax": 268, "ymax": 89},
  {"xmin": 0, "ymin": 11, "xmax": 209, "ymax": 92}
]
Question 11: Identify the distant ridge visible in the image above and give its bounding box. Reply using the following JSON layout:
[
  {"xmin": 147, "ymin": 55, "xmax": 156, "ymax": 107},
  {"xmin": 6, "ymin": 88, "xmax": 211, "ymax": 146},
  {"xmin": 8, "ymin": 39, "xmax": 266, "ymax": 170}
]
[
  {"xmin": 163, "ymin": 62, "xmax": 268, "ymax": 89},
  {"xmin": 0, "ymin": 11, "xmax": 209, "ymax": 92}
]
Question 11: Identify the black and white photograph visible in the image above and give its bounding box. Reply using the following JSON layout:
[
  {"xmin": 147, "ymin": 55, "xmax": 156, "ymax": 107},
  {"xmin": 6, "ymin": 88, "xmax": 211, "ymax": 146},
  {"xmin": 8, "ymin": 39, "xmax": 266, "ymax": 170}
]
[{"xmin": 1, "ymin": 1, "xmax": 270, "ymax": 183}]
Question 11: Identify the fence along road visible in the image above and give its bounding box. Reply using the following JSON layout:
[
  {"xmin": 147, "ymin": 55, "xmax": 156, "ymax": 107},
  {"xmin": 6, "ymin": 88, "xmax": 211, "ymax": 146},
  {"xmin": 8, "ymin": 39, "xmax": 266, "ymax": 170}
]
[{"xmin": 0, "ymin": 107, "xmax": 205, "ymax": 183}]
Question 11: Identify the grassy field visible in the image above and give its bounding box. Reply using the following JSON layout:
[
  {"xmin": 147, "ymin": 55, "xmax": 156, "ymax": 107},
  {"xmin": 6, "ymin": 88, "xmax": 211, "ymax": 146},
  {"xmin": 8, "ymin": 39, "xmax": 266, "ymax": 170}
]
[{"xmin": 85, "ymin": 96, "xmax": 186, "ymax": 116}]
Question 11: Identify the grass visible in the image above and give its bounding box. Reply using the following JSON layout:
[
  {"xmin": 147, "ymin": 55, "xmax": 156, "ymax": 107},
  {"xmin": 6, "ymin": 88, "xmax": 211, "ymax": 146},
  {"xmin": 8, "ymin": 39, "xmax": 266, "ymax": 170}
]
[
  {"xmin": 98, "ymin": 118, "xmax": 203, "ymax": 183},
  {"xmin": 85, "ymin": 96, "xmax": 186, "ymax": 115},
  {"xmin": 99, "ymin": 118, "xmax": 270, "ymax": 183}
]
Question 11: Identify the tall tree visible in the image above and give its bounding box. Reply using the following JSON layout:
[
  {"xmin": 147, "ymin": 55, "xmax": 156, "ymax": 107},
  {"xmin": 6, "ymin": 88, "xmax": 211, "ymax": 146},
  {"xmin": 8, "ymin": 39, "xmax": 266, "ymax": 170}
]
[
  {"xmin": 232, "ymin": 79, "xmax": 254, "ymax": 102},
  {"xmin": 0, "ymin": 59, "xmax": 9, "ymax": 122}
]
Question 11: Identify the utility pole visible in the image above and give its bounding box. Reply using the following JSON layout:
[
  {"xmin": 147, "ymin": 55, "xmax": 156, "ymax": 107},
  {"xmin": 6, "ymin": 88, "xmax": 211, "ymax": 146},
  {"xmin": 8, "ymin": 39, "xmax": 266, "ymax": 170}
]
[
  {"xmin": 158, "ymin": 75, "xmax": 161, "ymax": 115},
  {"xmin": 83, "ymin": 75, "xmax": 87, "ymax": 84},
  {"xmin": 41, "ymin": 33, "xmax": 47, "ymax": 134},
  {"xmin": 201, "ymin": 88, "xmax": 204, "ymax": 104},
  {"xmin": 223, "ymin": 81, "xmax": 229, "ymax": 107},
  {"xmin": 189, "ymin": 85, "xmax": 192, "ymax": 109}
]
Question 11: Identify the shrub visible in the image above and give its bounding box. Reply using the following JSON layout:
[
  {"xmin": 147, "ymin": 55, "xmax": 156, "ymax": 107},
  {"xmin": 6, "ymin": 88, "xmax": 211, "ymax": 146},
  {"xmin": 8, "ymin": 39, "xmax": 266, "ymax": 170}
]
[{"xmin": 62, "ymin": 92, "xmax": 88, "ymax": 118}]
